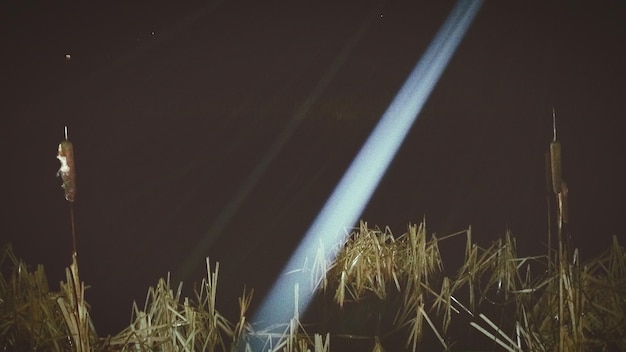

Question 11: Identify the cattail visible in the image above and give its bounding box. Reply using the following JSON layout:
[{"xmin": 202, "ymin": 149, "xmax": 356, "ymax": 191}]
[
  {"xmin": 57, "ymin": 126, "xmax": 76, "ymax": 202},
  {"xmin": 550, "ymin": 109, "xmax": 562, "ymax": 195}
]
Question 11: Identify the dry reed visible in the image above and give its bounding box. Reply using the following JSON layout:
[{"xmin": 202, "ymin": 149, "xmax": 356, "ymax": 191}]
[
  {"xmin": 105, "ymin": 259, "xmax": 234, "ymax": 351},
  {"xmin": 3, "ymin": 119, "xmax": 625, "ymax": 351},
  {"xmin": 0, "ymin": 244, "xmax": 69, "ymax": 351},
  {"xmin": 3, "ymin": 225, "xmax": 624, "ymax": 351}
]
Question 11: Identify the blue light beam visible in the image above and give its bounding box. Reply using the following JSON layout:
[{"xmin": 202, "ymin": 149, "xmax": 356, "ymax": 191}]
[{"xmin": 253, "ymin": 0, "xmax": 483, "ymax": 327}]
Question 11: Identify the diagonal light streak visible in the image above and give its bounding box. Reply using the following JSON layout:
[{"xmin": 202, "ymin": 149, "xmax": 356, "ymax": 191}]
[{"xmin": 253, "ymin": 0, "xmax": 483, "ymax": 327}]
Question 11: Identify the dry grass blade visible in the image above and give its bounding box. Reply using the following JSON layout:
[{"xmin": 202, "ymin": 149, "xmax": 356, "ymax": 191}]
[
  {"xmin": 314, "ymin": 333, "xmax": 330, "ymax": 352},
  {"xmin": 311, "ymin": 239, "xmax": 329, "ymax": 292},
  {"xmin": 334, "ymin": 270, "xmax": 347, "ymax": 308},
  {"xmin": 607, "ymin": 234, "xmax": 626, "ymax": 277},
  {"xmin": 432, "ymin": 277, "xmax": 452, "ymax": 333},
  {"xmin": 0, "ymin": 244, "xmax": 69, "ymax": 351},
  {"xmin": 107, "ymin": 259, "xmax": 233, "ymax": 351},
  {"xmin": 326, "ymin": 222, "xmax": 400, "ymax": 306},
  {"xmin": 481, "ymin": 231, "xmax": 519, "ymax": 302},
  {"xmin": 233, "ymin": 286, "xmax": 254, "ymax": 347},
  {"xmin": 405, "ymin": 301, "xmax": 423, "ymax": 352},
  {"xmin": 371, "ymin": 336, "xmax": 385, "ymax": 352},
  {"xmin": 522, "ymin": 234, "xmax": 626, "ymax": 351},
  {"xmin": 470, "ymin": 321, "xmax": 518, "ymax": 352},
  {"xmin": 263, "ymin": 283, "xmax": 323, "ymax": 352},
  {"xmin": 57, "ymin": 254, "xmax": 95, "ymax": 352},
  {"xmin": 419, "ymin": 306, "xmax": 447, "ymax": 350}
]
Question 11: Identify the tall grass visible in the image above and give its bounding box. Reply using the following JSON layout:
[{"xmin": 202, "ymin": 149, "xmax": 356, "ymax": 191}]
[
  {"xmin": 2, "ymin": 228, "xmax": 624, "ymax": 351},
  {"xmin": 1, "ymin": 121, "xmax": 624, "ymax": 351}
]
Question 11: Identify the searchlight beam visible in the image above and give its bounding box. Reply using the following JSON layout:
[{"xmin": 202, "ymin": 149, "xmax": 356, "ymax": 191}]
[{"xmin": 254, "ymin": 0, "xmax": 483, "ymax": 327}]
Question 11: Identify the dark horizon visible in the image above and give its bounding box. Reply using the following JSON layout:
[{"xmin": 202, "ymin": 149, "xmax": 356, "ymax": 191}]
[{"xmin": 2, "ymin": 0, "xmax": 625, "ymax": 344}]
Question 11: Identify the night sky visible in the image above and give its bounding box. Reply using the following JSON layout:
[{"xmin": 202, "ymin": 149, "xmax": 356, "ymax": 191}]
[{"xmin": 2, "ymin": 0, "xmax": 625, "ymax": 342}]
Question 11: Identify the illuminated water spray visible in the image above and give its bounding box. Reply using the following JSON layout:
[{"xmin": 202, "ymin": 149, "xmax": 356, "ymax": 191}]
[{"xmin": 254, "ymin": 0, "xmax": 483, "ymax": 326}]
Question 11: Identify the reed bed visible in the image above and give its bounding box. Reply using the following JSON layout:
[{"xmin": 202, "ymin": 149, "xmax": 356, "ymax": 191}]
[
  {"xmin": 0, "ymin": 244, "xmax": 70, "ymax": 351},
  {"xmin": 311, "ymin": 222, "xmax": 626, "ymax": 351},
  {"xmin": 1, "ymin": 121, "xmax": 624, "ymax": 351},
  {"xmin": 103, "ymin": 259, "xmax": 234, "ymax": 351},
  {"xmin": 2, "ymin": 225, "xmax": 625, "ymax": 351}
]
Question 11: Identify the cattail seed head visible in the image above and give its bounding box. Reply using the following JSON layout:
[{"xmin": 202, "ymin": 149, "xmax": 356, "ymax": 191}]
[
  {"xmin": 550, "ymin": 140, "xmax": 562, "ymax": 195},
  {"xmin": 57, "ymin": 139, "xmax": 76, "ymax": 202},
  {"xmin": 549, "ymin": 109, "xmax": 563, "ymax": 195}
]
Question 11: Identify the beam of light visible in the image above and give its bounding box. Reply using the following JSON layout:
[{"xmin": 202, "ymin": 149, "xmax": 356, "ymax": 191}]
[
  {"xmin": 175, "ymin": 5, "xmax": 383, "ymax": 281},
  {"xmin": 253, "ymin": 0, "xmax": 483, "ymax": 327}
]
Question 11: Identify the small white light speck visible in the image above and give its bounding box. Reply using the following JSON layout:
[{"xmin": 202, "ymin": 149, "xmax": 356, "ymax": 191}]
[{"xmin": 65, "ymin": 54, "xmax": 71, "ymax": 61}]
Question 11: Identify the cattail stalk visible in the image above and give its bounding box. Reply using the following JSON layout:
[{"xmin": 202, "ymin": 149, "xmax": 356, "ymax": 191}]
[
  {"xmin": 56, "ymin": 126, "xmax": 92, "ymax": 351},
  {"xmin": 549, "ymin": 110, "xmax": 568, "ymax": 352}
]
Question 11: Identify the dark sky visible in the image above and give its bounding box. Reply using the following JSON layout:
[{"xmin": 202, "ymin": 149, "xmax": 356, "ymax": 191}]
[{"xmin": 2, "ymin": 0, "xmax": 625, "ymax": 341}]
